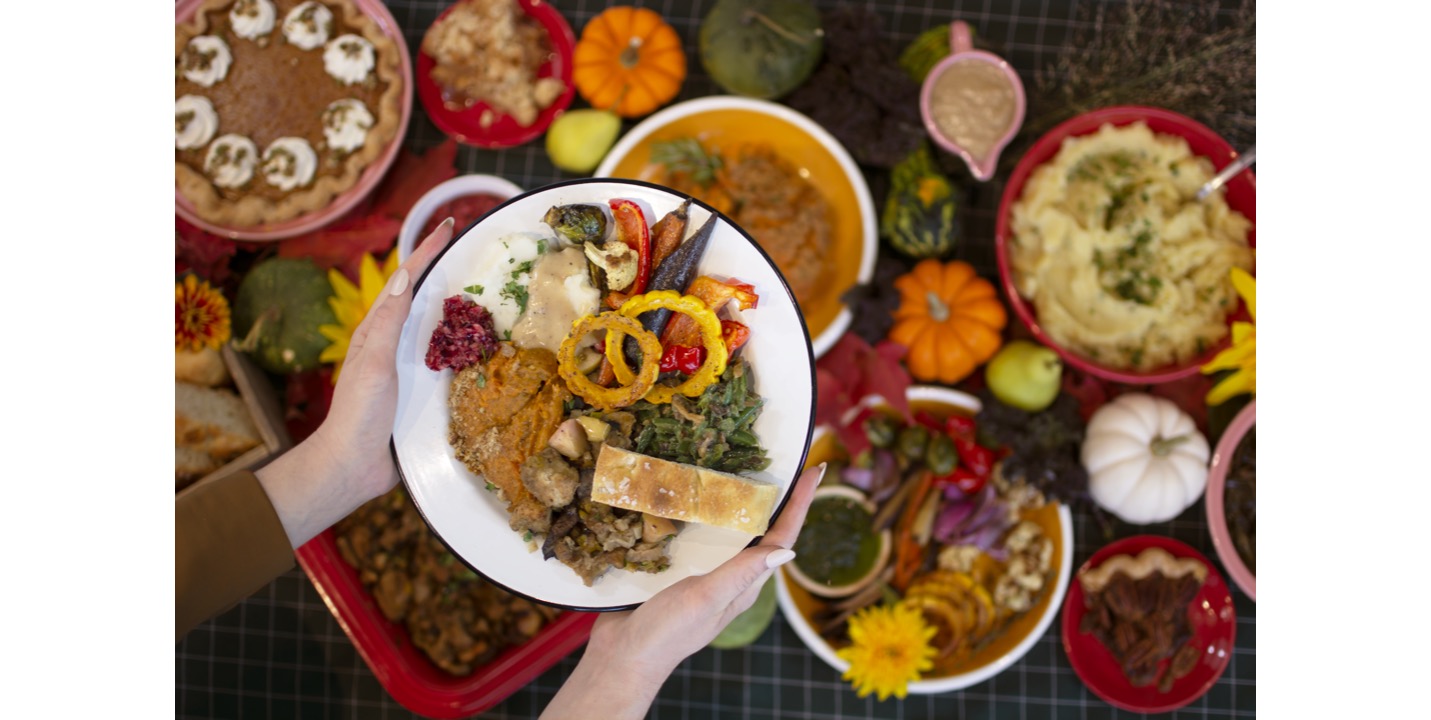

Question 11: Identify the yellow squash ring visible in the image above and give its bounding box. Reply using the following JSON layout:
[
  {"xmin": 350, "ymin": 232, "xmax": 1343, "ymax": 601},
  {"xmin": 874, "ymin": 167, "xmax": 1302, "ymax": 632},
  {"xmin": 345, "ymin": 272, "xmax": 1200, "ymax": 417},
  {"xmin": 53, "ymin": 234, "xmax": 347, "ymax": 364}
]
[
  {"xmin": 607, "ymin": 290, "xmax": 729, "ymax": 404},
  {"xmin": 557, "ymin": 313, "xmax": 662, "ymax": 411}
]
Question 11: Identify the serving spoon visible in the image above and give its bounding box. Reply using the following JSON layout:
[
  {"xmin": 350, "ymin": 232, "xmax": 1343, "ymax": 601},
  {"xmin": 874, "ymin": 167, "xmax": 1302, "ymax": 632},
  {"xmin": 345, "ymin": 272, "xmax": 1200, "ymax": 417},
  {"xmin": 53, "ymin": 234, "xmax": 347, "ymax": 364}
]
[{"xmin": 1196, "ymin": 145, "xmax": 1256, "ymax": 201}]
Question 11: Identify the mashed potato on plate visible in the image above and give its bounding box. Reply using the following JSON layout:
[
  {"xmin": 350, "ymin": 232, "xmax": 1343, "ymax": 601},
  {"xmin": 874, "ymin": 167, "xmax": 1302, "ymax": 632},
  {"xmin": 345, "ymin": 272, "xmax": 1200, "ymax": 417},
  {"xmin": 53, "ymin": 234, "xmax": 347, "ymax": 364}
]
[{"xmin": 1009, "ymin": 122, "xmax": 1253, "ymax": 371}]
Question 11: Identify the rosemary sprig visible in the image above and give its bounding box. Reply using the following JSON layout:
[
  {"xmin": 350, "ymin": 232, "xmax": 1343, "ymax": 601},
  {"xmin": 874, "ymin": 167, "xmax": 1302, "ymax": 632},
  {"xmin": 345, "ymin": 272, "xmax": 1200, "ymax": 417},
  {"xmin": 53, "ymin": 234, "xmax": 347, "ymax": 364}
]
[{"xmin": 650, "ymin": 138, "xmax": 723, "ymax": 187}]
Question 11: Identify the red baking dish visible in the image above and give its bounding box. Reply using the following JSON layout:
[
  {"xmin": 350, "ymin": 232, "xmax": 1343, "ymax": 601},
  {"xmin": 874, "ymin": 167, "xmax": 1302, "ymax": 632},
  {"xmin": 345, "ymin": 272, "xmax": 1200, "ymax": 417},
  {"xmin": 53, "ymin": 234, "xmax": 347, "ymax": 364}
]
[{"xmin": 297, "ymin": 532, "xmax": 596, "ymax": 718}]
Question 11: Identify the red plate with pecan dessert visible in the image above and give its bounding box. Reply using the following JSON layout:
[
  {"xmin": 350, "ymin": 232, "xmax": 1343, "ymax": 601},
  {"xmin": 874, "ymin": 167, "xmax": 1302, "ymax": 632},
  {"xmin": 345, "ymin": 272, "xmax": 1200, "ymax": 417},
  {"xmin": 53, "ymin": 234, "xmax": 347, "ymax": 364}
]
[
  {"xmin": 416, "ymin": 0, "xmax": 576, "ymax": 149},
  {"xmin": 174, "ymin": 0, "xmax": 413, "ymax": 241},
  {"xmin": 1062, "ymin": 535, "xmax": 1236, "ymax": 714}
]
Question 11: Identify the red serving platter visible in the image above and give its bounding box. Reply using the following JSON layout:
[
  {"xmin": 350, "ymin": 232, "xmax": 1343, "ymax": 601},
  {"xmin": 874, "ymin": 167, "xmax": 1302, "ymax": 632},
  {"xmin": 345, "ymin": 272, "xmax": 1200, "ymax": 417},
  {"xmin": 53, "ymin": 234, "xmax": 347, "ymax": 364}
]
[
  {"xmin": 297, "ymin": 533, "xmax": 595, "ymax": 718},
  {"xmin": 1061, "ymin": 535, "xmax": 1236, "ymax": 714},
  {"xmin": 416, "ymin": 0, "xmax": 576, "ymax": 148}
]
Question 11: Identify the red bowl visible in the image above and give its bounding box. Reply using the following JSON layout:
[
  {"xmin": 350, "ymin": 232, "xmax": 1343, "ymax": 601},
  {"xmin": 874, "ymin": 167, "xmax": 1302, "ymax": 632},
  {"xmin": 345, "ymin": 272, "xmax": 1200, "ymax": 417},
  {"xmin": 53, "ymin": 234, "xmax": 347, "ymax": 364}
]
[
  {"xmin": 173, "ymin": 0, "xmax": 414, "ymax": 241},
  {"xmin": 1061, "ymin": 535, "xmax": 1236, "ymax": 714},
  {"xmin": 994, "ymin": 106, "xmax": 1256, "ymax": 384},
  {"xmin": 417, "ymin": 0, "xmax": 577, "ymax": 148},
  {"xmin": 1204, "ymin": 400, "xmax": 1256, "ymax": 600},
  {"xmin": 297, "ymin": 532, "xmax": 595, "ymax": 718}
]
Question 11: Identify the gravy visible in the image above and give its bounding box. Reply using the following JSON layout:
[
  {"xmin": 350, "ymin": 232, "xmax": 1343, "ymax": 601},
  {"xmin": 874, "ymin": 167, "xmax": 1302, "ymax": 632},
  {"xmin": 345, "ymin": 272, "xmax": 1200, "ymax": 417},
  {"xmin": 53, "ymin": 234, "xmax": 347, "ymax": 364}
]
[
  {"xmin": 929, "ymin": 60, "xmax": 1016, "ymax": 159},
  {"xmin": 511, "ymin": 246, "xmax": 600, "ymax": 352}
]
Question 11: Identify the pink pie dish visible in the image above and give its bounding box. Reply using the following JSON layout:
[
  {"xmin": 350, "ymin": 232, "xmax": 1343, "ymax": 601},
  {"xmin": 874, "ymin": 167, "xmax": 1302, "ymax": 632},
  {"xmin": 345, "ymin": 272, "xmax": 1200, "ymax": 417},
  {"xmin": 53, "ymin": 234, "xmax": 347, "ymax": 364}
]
[
  {"xmin": 173, "ymin": 0, "xmax": 415, "ymax": 242},
  {"xmin": 919, "ymin": 21, "xmax": 1026, "ymax": 181}
]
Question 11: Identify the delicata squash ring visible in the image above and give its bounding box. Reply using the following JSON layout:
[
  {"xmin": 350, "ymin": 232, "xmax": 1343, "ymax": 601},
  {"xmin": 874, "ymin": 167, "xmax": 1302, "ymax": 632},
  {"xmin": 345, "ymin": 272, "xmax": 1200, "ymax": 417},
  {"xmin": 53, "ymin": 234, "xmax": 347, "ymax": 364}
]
[
  {"xmin": 608, "ymin": 290, "xmax": 729, "ymax": 404},
  {"xmin": 558, "ymin": 313, "xmax": 662, "ymax": 410}
]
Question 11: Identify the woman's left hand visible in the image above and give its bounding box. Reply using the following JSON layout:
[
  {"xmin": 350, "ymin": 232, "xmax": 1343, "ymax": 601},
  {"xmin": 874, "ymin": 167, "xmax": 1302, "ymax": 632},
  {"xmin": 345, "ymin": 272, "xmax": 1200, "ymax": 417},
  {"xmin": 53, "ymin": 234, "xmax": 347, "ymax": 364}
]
[{"xmin": 257, "ymin": 218, "xmax": 455, "ymax": 548}]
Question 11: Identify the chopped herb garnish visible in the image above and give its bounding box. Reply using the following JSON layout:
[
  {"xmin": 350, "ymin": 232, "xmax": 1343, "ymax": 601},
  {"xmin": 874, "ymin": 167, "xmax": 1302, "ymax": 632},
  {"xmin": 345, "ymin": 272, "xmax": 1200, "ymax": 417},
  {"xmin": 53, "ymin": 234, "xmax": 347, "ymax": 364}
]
[
  {"xmin": 500, "ymin": 279, "xmax": 529, "ymax": 314},
  {"xmin": 511, "ymin": 260, "xmax": 535, "ymax": 277},
  {"xmin": 523, "ymin": 530, "xmax": 534, "ymax": 542},
  {"xmin": 464, "ymin": 284, "xmax": 485, "ymax": 295},
  {"xmin": 485, "ymin": 481, "xmax": 497, "ymax": 492},
  {"xmin": 536, "ymin": 239, "xmax": 548, "ymax": 254},
  {"xmin": 476, "ymin": 372, "xmax": 487, "ymax": 388}
]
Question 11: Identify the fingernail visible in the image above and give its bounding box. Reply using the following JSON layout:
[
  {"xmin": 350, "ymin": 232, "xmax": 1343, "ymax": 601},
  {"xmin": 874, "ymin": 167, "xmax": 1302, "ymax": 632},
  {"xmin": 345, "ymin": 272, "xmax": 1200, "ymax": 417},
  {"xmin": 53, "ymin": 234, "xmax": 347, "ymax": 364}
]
[
  {"xmin": 765, "ymin": 548, "xmax": 796, "ymax": 569},
  {"xmin": 817, "ymin": 461, "xmax": 828, "ymax": 483},
  {"xmin": 387, "ymin": 267, "xmax": 410, "ymax": 296},
  {"xmin": 439, "ymin": 216, "xmax": 455, "ymax": 231}
]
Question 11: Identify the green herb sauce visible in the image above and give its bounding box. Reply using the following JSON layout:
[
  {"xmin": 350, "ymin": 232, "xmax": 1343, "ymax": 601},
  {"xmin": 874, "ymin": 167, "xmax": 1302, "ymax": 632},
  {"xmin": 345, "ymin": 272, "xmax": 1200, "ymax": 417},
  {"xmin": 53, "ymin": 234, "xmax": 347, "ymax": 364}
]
[{"xmin": 793, "ymin": 496, "xmax": 880, "ymax": 587}]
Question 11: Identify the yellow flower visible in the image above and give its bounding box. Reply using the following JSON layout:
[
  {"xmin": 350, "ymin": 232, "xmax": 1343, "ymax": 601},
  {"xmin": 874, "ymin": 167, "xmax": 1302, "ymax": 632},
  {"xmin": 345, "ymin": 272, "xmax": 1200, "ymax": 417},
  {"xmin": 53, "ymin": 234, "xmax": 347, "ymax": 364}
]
[
  {"xmin": 319, "ymin": 251, "xmax": 400, "ymax": 382},
  {"xmin": 836, "ymin": 603, "xmax": 937, "ymax": 701},
  {"xmin": 176, "ymin": 274, "xmax": 231, "ymax": 351},
  {"xmin": 1202, "ymin": 267, "xmax": 1255, "ymax": 405}
]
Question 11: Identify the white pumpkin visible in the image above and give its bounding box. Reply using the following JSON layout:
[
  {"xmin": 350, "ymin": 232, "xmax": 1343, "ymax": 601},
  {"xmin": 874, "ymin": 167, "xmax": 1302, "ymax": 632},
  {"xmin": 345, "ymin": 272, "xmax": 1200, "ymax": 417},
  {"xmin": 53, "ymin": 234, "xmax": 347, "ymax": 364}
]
[{"xmin": 1081, "ymin": 393, "xmax": 1209, "ymax": 525}]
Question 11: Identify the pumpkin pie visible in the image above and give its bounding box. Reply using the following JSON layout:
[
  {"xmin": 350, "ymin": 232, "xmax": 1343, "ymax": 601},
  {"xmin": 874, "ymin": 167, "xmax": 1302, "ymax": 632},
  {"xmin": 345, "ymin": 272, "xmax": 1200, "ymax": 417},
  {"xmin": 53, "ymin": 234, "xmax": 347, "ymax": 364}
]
[{"xmin": 175, "ymin": 0, "xmax": 404, "ymax": 227}]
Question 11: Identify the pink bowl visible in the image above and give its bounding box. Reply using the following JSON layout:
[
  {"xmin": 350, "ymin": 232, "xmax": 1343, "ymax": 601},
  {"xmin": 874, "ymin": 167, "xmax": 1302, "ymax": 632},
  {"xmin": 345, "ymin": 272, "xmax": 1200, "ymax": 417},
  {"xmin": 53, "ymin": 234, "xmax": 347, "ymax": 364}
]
[
  {"xmin": 173, "ymin": 0, "xmax": 415, "ymax": 242},
  {"xmin": 994, "ymin": 106, "xmax": 1256, "ymax": 384},
  {"xmin": 1204, "ymin": 400, "xmax": 1256, "ymax": 600}
]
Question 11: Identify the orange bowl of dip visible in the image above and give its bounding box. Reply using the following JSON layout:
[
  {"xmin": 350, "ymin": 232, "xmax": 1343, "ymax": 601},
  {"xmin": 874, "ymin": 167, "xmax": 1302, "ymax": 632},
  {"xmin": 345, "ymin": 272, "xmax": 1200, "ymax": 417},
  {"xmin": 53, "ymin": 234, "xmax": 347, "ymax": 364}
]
[{"xmin": 919, "ymin": 21, "xmax": 1026, "ymax": 181}]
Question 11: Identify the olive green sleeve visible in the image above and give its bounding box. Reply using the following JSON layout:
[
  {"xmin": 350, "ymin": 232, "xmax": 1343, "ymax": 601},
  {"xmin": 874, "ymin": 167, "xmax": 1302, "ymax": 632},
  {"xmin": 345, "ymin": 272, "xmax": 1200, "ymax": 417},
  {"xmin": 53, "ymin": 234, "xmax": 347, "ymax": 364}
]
[{"xmin": 176, "ymin": 470, "xmax": 295, "ymax": 641}]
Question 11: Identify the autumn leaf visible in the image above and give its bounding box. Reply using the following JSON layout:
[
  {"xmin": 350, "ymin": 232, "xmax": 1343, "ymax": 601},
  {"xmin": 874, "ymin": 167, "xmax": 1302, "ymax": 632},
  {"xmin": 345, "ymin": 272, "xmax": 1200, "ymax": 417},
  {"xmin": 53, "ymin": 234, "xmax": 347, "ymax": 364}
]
[
  {"xmin": 370, "ymin": 138, "xmax": 459, "ymax": 221},
  {"xmin": 175, "ymin": 216, "xmax": 238, "ymax": 284},
  {"xmin": 277, "ymin": 214, "xmax": 402, "ymax": 278}
]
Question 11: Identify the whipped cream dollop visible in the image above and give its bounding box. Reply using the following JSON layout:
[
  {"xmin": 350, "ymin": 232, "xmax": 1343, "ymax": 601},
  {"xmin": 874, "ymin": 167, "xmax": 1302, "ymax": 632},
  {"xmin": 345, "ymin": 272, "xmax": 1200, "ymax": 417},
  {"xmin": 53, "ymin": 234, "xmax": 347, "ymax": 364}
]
[
  {"xmin": 262, "ymin": 137, "xmax": 318, "ymax": 191},
  {"xmin": 282, "ymin": 1, "xmax": 333, "ymax": 51},
  {"xmin": 175, "ymin": 95, "xmax": 220, "ymax": 150},
  {"xmin": 323, "ymin": 34, "xmax": 375, "ymax": 85},
  {"xmin": 322, "ymin": 98, "xmax": 374, "ymax": 153},
  {"xmin": 180, "ymin": 36, "xmax": 232, "ymax": 87},
  {"xmin": 204, "ymin": 134, "xmax": 259, "ymax": 188},
  {"xmin": 230, "ymin": 0, "xmax": 277, "ymax": 41}
]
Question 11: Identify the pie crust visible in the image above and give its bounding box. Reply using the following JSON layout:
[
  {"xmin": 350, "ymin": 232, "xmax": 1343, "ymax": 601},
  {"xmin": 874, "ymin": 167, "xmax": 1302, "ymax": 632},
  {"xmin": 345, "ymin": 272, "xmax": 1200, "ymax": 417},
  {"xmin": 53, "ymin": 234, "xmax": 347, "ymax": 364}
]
[
  {"xmin": 1077, "ymin": 546, "xmax": 1206, "ymax": 594},
  {"xmin": 175, "ymin": 0, "xmax": 404, "ymax": 227}
]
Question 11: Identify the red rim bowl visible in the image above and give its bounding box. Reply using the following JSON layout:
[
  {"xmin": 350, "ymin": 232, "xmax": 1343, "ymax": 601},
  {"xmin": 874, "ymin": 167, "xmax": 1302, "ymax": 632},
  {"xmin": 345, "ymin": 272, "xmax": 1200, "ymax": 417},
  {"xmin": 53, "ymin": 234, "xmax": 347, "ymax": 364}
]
[
  {"xmin": 417, "ymin": 0, "xmax": 576, "ymax": 149},
  {"xmin": 1062, "ymin": 535, "xmax": 1236, "ymax": 714},
  {"xmin": 296, "ymin": 531, "xmax": 595, "ymax": 719},
  {"xmin": 994, "ymin": 105, "xmax": 1256, "ymax": 384},
  {"xmin": 1204, "ymin": 400, "xmax": 1256, "ymax": 600},
  {"xmin": 173, "ymin": 0, "xmax": 415, "ymax": 242}
]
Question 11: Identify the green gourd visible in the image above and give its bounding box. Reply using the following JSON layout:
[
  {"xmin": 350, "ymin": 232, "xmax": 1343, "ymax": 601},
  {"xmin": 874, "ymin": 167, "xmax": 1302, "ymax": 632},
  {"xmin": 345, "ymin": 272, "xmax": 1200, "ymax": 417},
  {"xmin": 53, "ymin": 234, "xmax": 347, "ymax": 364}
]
[
  {"xmin": 232, "ymin": 257, "xmax": 338, "ymax": 374},
  {"xmin": 881, "ymin": 145, "xmax": 961, "ymax": 259},
  {"xmin": 699, "ymin": 0, "xmax": 824, "ymax": 100},
  {"xmin": 899, "ymin": 23, "xmax": 953, "ymax": 82}
]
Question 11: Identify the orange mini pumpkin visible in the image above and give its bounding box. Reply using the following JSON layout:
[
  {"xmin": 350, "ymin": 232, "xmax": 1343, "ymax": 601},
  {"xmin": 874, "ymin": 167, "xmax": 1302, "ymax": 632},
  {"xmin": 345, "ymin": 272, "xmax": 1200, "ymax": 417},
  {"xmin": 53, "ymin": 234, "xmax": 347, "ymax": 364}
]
[
  {"xmin": 572, "ymin": 7, "xmax": 687, "ymax": 118},
  {"xmin": 888, "ymin": 259, "xmax": 1007, "ymax": 385}
]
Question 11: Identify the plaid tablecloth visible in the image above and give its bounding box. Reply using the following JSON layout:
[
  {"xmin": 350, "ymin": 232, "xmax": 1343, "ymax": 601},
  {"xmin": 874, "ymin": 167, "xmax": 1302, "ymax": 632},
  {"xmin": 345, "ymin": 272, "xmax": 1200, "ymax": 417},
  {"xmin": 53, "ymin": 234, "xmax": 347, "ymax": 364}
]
[{"xmin": 176, "ymin": 1, "xmax": 1256, "ymax": 716}]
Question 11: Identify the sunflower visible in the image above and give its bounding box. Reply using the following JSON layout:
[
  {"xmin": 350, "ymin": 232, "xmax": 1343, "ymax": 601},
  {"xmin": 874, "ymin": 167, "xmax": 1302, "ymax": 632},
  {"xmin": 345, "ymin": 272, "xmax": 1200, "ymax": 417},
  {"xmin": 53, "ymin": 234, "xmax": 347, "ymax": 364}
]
[
  {"xmin": 836, "ymin": 603, "xmax": 937, "ymax": 701},
  {"xmin": 1202, "ymin": 267, "xmax": 1255, "ymax": 405},
  {"xmin": 176, "ymin": 274, "xmax": 231, "ymax": 351},
  {"xmin": 319, "ymin": 251, "xmax": 400, "ymax": 382}
]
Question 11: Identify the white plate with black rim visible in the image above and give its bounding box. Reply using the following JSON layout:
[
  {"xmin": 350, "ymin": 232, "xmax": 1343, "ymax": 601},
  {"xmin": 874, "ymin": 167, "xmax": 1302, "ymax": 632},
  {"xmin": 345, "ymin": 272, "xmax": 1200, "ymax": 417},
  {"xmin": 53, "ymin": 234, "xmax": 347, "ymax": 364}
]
[{"xmin": 392, "ymin": 178, "xmax": 816, "ymax": 611}]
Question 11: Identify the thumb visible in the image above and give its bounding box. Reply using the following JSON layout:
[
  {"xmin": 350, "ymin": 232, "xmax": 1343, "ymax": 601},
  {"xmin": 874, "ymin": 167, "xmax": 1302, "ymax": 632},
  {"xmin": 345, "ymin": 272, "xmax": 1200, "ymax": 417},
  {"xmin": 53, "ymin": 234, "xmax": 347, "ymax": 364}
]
[{"xmin": 698, "ymin": 545, "xmax": 796, "ymax": 617}]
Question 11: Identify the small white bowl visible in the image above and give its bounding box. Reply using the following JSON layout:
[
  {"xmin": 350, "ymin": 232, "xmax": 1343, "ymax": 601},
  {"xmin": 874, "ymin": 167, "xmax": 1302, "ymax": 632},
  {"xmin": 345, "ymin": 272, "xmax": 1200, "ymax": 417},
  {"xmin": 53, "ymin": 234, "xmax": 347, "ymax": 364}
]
[
  {"xmin": 777, "ymin": 385, "xmax": 1074, "ymax": 694},
  {"xmin": 397, "ymin": 174, "xmax": 525, "ymax": 262}
]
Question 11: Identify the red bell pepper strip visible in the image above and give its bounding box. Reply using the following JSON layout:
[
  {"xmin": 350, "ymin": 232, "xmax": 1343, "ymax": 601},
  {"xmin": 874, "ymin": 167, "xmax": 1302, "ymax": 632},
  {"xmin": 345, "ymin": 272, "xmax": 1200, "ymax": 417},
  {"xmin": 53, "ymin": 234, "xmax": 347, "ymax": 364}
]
[
  {"xmin": 944, "ymin": 415, "xmax": 976, "ymax": 439},
  {"xmin": 933, "ymin": 467, "xmax": 987, "ymax": 497},
  {"xmin": 608, "ymin": 199, "xmax": 651, "ymax": 296},
  {"xmin": 720, "ymin": 320, "xmax": 751, "ymax": 354},
  {"xmin": 658, "ymin": 345, "xmax": 707, "ymax": 375},
  {"xmin": 954, "ymin": 436, "xmax": 996, "ymax": 478},
  {"xmin": 661, "ymin": 276, "xmax": 760, "ymax": 348}
]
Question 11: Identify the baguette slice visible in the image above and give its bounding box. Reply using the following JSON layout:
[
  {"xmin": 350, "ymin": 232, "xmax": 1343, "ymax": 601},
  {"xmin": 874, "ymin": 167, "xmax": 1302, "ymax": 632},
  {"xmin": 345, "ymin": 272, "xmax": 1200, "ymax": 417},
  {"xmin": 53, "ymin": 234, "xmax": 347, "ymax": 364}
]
[
  {"xmin": 176, "ymin": 381, "xmax": 262, "ymax": 460},
  {"xmin": 591, "ymin": 445, "xmax": 778, "ymax": 534}
]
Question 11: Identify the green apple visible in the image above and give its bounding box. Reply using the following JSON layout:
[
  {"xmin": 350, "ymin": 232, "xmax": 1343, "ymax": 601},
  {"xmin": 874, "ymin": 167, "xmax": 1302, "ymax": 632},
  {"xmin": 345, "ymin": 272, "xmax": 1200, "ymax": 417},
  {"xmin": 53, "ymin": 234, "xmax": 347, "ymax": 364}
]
[
  {"xmin": 545, "ymin": 109, "xmax": 622, "ymax": 174},
  {"xmin": 986, "ymin": 340, "xmax": 1063, "ymax": 412}
]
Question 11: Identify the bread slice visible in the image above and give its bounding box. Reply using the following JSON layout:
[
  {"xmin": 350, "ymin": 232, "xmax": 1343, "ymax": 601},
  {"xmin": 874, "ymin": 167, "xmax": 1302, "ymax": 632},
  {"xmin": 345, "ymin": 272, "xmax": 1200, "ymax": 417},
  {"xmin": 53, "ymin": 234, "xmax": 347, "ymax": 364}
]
[
  {"xmin": 591, "ymin": 445, "xmax": 778, "ymax": 534},
  {"xmin": 176, "ymin": 381, "xmax": 262, "ymax": 460},
  {"xmin": 175, "ymin": 445, "xmax": 218, "ymax": 489},
  {"xmin": 175, "ymin": 347, "xmax": 231, "ymax": 387}
]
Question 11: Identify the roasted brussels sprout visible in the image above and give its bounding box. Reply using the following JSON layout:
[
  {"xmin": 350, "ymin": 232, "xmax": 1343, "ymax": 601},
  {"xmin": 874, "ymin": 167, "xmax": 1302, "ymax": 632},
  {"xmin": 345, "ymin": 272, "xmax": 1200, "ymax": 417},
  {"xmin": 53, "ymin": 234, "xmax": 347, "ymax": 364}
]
[{"xmin": 542, "ymin": 204, "xmax": 608, "ymax": 245}]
